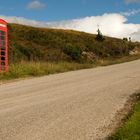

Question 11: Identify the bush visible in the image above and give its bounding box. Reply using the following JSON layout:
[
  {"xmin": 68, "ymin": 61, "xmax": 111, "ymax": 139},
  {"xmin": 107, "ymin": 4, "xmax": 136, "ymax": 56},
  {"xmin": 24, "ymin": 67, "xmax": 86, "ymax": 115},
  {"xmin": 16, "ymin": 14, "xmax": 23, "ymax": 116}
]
[
  {"xmin": 128, "ymin": 43, "xmax": 135, "ymax": 50},
  {"xmin": 63, "ymin": 43, "xmax": 82, "ymax": 62}
]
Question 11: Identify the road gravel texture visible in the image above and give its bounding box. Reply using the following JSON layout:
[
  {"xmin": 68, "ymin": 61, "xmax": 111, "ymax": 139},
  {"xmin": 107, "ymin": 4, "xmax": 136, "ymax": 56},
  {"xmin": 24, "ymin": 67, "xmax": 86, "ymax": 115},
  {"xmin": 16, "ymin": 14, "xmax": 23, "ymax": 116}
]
[{"xmin": 0, "ymin": 60, "xmax": 140, "ymax": 140}]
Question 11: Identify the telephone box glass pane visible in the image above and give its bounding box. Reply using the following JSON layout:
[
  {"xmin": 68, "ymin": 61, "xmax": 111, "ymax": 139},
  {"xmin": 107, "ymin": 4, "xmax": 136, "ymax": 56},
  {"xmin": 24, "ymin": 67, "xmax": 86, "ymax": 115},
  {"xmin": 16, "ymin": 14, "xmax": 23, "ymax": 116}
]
[
  {"xmin": 0, "ymin": 28, "xmax": 7, "ymax": 71},
  {"xmin": 1, "ymin": 51, "xmax": 5, "ymax": 55},
  {"xmin": 1, "ymin": 62, "xmax": 5, "ymax": 66},
  {"xmin": 0, "ymin": 31, "xmax": 6, "ymax": 36},
  {"xmin": 1, "ymin": 57, "xmax": 5, "ymax": 60},
  {"xmin": 0, "ymin": 36, "xmax": 5, "ymax": 40}
]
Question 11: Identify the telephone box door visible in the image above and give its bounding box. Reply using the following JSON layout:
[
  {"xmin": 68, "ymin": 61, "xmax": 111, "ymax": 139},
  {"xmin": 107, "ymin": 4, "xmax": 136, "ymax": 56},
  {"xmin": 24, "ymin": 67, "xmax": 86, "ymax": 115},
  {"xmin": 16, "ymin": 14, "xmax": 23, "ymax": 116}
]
[{"xmin": 0, "ymin": 19, "xmax": 8, "ymax": 72}]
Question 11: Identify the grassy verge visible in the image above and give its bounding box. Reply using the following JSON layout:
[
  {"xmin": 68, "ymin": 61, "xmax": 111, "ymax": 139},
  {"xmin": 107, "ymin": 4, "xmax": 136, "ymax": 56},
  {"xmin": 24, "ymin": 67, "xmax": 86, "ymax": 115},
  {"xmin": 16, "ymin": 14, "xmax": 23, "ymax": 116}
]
[
  {"xmin": 97, "ymin": 55, "xmax": 140, "ymax": 66},
  {"xmin": 108, "ymin": 93, "xmax": 140, "ymax": 140},
  {"xmin": 0, "ymin": 55, "xmax": 140, "ymax": 81},
  {"xmin": 0, "ymin": 62, "xmax": 94, "ymax": 80}
]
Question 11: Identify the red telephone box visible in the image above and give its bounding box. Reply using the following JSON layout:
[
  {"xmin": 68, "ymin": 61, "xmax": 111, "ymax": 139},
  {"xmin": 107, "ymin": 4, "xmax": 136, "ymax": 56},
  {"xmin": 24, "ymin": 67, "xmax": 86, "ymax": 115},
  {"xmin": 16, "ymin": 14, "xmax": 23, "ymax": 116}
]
[{"xmin": 0, "ymin": 19, "xmax": 8, "ymax": 72}]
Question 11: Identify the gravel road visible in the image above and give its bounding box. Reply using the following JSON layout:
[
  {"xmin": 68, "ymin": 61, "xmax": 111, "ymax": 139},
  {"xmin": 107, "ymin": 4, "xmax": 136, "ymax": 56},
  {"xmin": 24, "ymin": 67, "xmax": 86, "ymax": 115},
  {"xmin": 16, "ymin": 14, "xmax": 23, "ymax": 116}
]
[{"xmin": 0, "ymin": 60, "xmax": 140, "ymax": 140}]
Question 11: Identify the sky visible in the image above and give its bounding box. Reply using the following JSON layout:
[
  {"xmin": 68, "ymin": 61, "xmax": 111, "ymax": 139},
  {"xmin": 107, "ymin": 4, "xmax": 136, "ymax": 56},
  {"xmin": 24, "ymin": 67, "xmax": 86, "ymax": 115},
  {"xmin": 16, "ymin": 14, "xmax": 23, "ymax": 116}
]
[{"xmin": 0, "ymin": 0, "xmax": 140, "ymax": 41}]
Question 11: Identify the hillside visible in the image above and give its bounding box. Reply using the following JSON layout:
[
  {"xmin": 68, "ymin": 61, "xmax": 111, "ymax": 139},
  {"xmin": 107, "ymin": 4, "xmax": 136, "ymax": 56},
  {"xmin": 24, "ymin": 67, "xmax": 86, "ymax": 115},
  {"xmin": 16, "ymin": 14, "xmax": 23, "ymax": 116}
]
[{"xmin": 8, "ymin": 24, "xmax": 140, "ymax": 64}]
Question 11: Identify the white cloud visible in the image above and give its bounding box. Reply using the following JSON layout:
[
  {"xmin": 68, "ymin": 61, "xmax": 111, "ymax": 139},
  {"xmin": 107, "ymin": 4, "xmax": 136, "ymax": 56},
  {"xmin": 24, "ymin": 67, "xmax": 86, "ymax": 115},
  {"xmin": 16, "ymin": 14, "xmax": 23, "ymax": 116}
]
[
  {"xmin": 26, "ymin": 0, "xmax": 46, "ymax": 10},
  {"xmin": 0, "ymin": 13, "xmax": 140, "ymax": 41},
  {"xmin": 121, "ymin": 8, "xmax": 140, "ymax": 16},
  {"xmin": 124, "ymin": 0, "xmax": 140, "ymax": 4},
  {"xmin": 131, "ymin": 29, "xmax": 140, "ymax": 41}
]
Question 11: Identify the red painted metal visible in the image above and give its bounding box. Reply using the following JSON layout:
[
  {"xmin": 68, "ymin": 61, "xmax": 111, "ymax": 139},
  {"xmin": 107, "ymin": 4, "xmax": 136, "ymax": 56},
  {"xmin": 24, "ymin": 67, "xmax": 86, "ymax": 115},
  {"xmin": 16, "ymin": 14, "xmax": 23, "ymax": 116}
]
[{"xmin": 0, "ymin": 19, "xmax": 8, "ymax": 72}]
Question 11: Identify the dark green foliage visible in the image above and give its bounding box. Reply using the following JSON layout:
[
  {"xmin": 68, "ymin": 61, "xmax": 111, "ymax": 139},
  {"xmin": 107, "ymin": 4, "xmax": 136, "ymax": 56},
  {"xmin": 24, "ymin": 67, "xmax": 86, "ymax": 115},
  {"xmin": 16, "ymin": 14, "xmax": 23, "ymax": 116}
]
[
  {"xmin": 123, "ymin": 37, "xmax": 128, "ymax": 42},
  {"xmin": 63, "ymin": 43, "xmax": 82, "ymax": 62},
  {"xmin": 95, "ymin": 29, "xmax": 105, "ymax": 42}
]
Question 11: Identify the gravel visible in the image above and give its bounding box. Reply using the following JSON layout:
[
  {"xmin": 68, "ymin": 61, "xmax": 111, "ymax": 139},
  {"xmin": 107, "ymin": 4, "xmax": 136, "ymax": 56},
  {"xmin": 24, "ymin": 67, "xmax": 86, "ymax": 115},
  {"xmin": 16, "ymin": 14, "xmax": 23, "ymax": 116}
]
[{"xmin": 0, "ymin": 59, "xmax": 140, "ymax": 140}]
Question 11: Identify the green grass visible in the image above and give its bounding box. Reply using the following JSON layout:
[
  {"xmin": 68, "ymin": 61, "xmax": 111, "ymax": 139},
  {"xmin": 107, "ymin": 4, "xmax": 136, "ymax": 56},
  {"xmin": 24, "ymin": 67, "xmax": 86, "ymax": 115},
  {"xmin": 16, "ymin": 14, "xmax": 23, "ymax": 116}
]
[
  {"xmin": 0, "ymin": 62, "xmax": 94, "ymax": 80},
  {"xmin": 97, "ymin": 55, "xmax": 140, "ymax": 66},
  {"xmin": 108, "ymin": 93, "xmax": 140, "ymax": 140},
  {"xmin": 0, "ymin": 55, "xmax": 140, "ymax": 81}
]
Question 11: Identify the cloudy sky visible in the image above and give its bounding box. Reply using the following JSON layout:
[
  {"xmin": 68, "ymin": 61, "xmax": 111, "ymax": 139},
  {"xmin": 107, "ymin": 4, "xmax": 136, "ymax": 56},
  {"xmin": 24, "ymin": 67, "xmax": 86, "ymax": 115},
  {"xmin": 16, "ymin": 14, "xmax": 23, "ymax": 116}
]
[{"xmin": 0, "ymin": 0, "xmax": 140, "ymax": 41}]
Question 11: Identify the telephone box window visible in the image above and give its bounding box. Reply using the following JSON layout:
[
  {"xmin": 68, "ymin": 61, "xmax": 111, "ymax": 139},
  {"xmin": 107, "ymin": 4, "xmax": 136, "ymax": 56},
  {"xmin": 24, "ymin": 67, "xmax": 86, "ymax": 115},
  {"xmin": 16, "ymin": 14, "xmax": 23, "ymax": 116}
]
[
  {"xmin": 0, "ymin": 31, "xmax": 5, "ymax": 35},
  {"xmin": 0, "ymin": 36, "xmax": 5, "ymax": 40},
  {"xmin": 1, "ymin": 62, "xmax": 5, "ymax": 66},
  {"xmin": 0, "ymin": 19, "xmax": 8, "ymax": 72},
  {"xmin": 1, "ymin": 48, "xmax": 5, "ymax": 51},
  {"xmin": 1, "ymin": 57, "xmax": 5, "ymax": 60},
  {"xmin": 1, "ymin": 51, "xmax": 5, "ymax": 55},
  {"xmin": 1, "ymin": 41, "xmax": 5, "ymax": 46}
]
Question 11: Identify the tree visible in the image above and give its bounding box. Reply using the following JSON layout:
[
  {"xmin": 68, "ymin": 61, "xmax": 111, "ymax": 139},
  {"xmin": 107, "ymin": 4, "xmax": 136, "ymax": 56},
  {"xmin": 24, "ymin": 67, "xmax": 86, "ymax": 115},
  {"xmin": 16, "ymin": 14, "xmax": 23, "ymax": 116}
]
[
  {"xmin": 123, "ymin": 37, "xmax": 128, "ymax": 42},
  {"xmin": 95, "ymin": 28, "xmax": 105, "ymax": 42}
]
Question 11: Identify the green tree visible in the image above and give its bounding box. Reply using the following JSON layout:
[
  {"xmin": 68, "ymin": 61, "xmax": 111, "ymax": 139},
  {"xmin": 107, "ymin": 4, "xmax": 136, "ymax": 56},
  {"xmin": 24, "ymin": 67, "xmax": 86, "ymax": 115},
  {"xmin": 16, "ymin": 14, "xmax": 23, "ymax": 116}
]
[
  {"xmin": 95, "ymin": 28, "xmax": 105, "ymax": 42},
  {"xmin": 123, "ymin": 38, "xmax": 128, "ymax": 42}
]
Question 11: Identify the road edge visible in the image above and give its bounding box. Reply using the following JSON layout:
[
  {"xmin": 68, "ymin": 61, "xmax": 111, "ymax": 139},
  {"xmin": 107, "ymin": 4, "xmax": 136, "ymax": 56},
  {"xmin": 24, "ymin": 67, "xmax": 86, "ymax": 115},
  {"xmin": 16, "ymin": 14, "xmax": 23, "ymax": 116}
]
[{"xmin": 105, "ymin": 90, "xmax": 140, "ymax": 140}]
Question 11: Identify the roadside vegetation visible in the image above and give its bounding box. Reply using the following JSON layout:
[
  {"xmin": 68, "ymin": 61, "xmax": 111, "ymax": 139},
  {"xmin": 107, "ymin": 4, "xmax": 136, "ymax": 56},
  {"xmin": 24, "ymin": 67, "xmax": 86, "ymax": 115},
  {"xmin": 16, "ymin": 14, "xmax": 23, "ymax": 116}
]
[
  {"xmin": 0, "ymin": 55, "xmax": 140, "ymax": 81},
  {"xmin": 108, "ymin": 93, "xmax": 140, "ymax": 140},
  {"xmin": 0, "ymin": 23, "xmax": 140, "ymax": 81},
  {"xmin": 0, "ymin": 62, "xmax": 93, "ymax": 80}
]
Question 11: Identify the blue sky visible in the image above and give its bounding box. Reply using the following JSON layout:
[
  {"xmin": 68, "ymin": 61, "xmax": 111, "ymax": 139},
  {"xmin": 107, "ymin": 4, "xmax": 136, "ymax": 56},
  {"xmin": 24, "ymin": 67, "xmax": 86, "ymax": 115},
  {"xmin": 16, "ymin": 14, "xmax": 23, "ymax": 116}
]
[
  {"xmin": 0, "ymin": 0, "xmax": 140, "ymax": 41},
  {"xmin": 0, "ymin": 0, "xmax": 139, "ymax": 23}
]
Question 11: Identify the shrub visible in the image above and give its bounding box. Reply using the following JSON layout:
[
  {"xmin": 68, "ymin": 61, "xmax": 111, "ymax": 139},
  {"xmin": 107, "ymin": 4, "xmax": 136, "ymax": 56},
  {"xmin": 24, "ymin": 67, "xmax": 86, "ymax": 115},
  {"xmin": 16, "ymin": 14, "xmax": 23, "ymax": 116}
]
[
  {"xmin": 128, "ymin": 43, "xmax": 135, "ymax": 50},
  {"xmin": 63, "ymin": 43, "xmax": 82, "ymax": 62}
]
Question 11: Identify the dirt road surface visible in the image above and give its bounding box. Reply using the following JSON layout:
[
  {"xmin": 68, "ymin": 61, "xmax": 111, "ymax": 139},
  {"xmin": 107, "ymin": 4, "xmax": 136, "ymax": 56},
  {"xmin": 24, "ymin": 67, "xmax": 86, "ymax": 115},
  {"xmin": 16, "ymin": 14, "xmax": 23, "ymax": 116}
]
[{"xmin": 0, "ymin": 60, "xmax": 140, "ymax": 140}]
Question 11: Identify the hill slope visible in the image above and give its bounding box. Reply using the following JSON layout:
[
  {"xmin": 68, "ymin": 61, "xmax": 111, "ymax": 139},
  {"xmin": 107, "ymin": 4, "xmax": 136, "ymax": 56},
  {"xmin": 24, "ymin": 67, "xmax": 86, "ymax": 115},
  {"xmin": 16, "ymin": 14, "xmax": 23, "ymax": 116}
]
[{"xmin": 8, "ymin": 24, "xmax": 140, "ymax": 63}]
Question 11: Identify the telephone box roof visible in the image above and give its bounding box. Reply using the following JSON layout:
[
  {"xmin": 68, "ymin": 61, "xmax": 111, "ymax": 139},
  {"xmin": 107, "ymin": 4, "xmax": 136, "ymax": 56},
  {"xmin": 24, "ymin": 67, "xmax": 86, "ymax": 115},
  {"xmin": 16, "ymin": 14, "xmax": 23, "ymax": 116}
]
[{"xmin": 0, "ymin": 19, "xmax": 7, "ymax": 25}]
